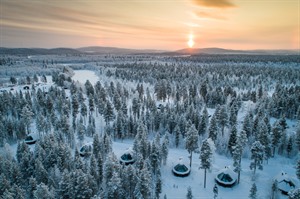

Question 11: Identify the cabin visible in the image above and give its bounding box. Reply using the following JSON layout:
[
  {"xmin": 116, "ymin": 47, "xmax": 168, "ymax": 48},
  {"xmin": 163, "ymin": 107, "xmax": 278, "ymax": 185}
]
[
  {"xmin": 172, "ymin": 158, "xmax": 190, "ymax": 177},
  {"xmin": 274, "ymin": 172, "xmax": 296, "ymax": 195},
  {"xmin": 25, "ymin": 133, "xmax": 39, "ymax": 145},
  {"xmin": 119, "ymin": 148, "xmax": 135, "ymax": 165},
  {"xmin": 215, "ymin": 166, "xmax": 237, "ymax": 187},
  {"xmin": 23, "ymin": 86, "xmax": 30, "ymax": 90},
  {"xmin": 79, "ymin": 143, "xmax": 93, "ymax": 157}
]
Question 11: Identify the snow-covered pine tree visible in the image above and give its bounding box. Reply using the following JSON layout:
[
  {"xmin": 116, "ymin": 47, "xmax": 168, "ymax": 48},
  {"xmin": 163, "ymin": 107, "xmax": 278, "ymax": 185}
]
[
  {"xmin": 288, "ymin": 188, "xmax": 300, "ymax": 199},
  {"xmin": 34, "ymin": 183, "xmax": 54, "ymax": 199},
  {"xmin": 200, "ymin": 139, "xmax": 212, "ymax": 188},
  {"xmin": 174, "ymin": 125, "xmax": 180, "ymax": 148},
  {"xmin": 295, "ymin": 124, "xmax": 300, "ymax": 151},
  {"xmin": 228, "ymin": 125, "xmax": 238, "ymax": 156},
  {"xmin": 232, "ymin": 129, "xmax": 247, "ymax": 184},
  {"xmin": 185, "ymin": 124, "xmax": 199, "ymax": 168},
  {"xmin": 139, "ymin": 162, "xmax": 152, "ymax": 199},
  {"xmin": 271, "ymin": 180, "xmax": 278, "ymax": 199},
  {"xmin": 250, "ymin": 141, "xmax": 264, "ymax": 176},
  {"xmin": 161, "ymin": 134, "xmax": 169, "ymax": 165},
  {"xmin": 217, "ymin": 105, "xmax": 228, "ymax": 136},
  {"xmin": 271, "ymin": 121, "xmax": 283, "ymax": 156},
  {"xmin": 208, "ymin": 114, "xmax": 218, "ymax": 143},
  {"xmin": 258, "ymin": 121, "xmax": 272, "ymax": 162},
  {"xmin": 296, "ymin": 159, "xmax": 300, "ymax": 180},
  {"xmin": 249, "ymin": 183, "xmax": 257, "ymax": 199},
  {"xmin": 104, "ymin": 100, "xmax": 114, "ymax": 125},
  {"xmin": 107, "ymin": 171, "xmax": 123, "ymax": 199},
  {"xmin": 155, "ymin": 171, "xmax": 162, "ymax": 199},
  {"xmin": 287, "ymin": 136, "xmax": 293, "ymax": 157},
  {"xmin": 186, "ymin": 186, "xmax": 193, "ymax": 199}
]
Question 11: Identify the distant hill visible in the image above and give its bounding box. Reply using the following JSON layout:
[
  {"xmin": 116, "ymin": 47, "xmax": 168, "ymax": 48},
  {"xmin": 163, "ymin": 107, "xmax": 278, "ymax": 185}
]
[
  {"xmin": 172, "ymin": 47, "xmax": 299, "ymax": 55},
  {"xmin": 1, "ymin": 47, "xmax": 298, "ymax": 56},
  {"xmin": 0, "ymin": 48, "xmax": 82, "ymax": 55},
  {"xmin": 77, "ymin": 46, "xmax": 166, "ymax": 54}
]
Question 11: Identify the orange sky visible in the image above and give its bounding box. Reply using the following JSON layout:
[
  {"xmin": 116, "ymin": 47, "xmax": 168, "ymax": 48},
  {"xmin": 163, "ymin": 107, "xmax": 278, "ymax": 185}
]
[{"xmin": 1, "ymin": 0, "xmax": 299, "ymax": 50}]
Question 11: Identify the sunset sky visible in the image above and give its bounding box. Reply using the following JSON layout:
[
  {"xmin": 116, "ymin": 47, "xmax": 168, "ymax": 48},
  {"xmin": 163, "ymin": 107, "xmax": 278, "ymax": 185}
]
[{"xmin": 1, "ymin": 0, "xmax": 299, "ymax": 50}]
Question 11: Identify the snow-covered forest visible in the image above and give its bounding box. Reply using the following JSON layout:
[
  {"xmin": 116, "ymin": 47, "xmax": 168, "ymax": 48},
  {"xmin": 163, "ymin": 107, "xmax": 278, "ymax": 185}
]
[{"xmin": 0, "ymin": 54, "xmax": 300, "ymax": 199}]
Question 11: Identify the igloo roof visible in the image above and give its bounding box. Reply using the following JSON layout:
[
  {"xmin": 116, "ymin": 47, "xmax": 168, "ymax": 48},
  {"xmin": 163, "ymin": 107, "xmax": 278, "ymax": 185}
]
[{"xmin": 215, "ymin": 166, "xmax": 237, "ymax": 185}]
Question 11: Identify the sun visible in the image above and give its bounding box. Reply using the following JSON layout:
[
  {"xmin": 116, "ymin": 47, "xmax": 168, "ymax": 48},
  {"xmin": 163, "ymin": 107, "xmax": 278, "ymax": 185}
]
[{"xmin": 188, "ymin": 34, "xmax": 194, "ymax": 48}]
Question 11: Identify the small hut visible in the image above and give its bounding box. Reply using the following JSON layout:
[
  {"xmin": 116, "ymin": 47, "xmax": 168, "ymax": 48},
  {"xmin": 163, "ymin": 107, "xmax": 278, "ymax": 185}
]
[
  {"xmin": 79, "ymin": 143, "xmax": 93, "ymax": 157},
  {"xmin": 172, "ymin": 157, "xmax": 191, "ymax": 177},
  {"xmin": 215, "ymin": 166, "xmax": 237, "ymax": 187},
  {"xmin": 274, "ymin": 172, "xmax": 296, "ymax": 195},
  {"xmin": 119, "ymin": 148, "xmax": 135, "ymax": 165},
  {"xmin": 25, "ymin": 133, "xmax": 39, "ymax": 145}
]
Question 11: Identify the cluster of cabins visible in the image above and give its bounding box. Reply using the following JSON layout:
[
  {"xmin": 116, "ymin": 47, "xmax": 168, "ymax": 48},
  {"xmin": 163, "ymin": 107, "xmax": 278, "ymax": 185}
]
[{"xmin": 24, "ymin": 134, "xmax": 297, "ymax": 195}]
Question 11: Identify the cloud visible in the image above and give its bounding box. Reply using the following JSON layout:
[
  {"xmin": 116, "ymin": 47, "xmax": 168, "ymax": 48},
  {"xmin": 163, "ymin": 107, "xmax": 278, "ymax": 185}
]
[
  {"xmin": 192, "ymin": 0, "xmax": 235, "ymax": 8},
  {"xmin": 196, "ymin": 11, "xmax": 226, "ymax": 20}
]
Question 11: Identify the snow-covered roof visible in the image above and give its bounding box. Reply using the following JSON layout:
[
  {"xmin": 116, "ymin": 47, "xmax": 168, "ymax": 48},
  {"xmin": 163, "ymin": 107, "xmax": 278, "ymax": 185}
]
[
  {"xmin": 123, "ymin": 147, "xmax": 134, "ymax": 155},
  {"xmin": 215, "ymin": 166, "xmax": 237, "ymax": 186},
  {"xmin": 274, "ymin": 172, "xmax": 296, "ymax": 194},
  {"xmin": 172, "ymin": 157, "xmax": 191, "ymax": 176}
]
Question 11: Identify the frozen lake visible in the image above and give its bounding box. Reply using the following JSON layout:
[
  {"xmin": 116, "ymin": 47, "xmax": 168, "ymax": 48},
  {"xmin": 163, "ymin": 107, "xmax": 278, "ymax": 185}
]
[{"xmin": 72, "ymin": 70, "xmax": 99, "ymax": 85}]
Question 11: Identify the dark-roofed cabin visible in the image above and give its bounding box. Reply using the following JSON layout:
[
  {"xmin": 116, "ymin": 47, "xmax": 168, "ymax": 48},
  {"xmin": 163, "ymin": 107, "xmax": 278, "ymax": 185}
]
[{"xmin": 25, "ymin": 133, "xmax": 39, "ymax": 145}]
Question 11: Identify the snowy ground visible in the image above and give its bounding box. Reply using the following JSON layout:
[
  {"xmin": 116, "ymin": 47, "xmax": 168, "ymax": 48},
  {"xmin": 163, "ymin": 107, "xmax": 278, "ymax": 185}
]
[{"xmin": 72, "ymin": 70, "xmax": 100, "ymax": 85}]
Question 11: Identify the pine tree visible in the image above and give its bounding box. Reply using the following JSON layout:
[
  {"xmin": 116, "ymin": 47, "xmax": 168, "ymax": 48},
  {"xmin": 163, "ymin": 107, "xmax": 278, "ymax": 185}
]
[
  {"xmin": 124, "ymin": 165, "xmax": 137, "ymax": 198},
  {"xmin": 218, "ymin": 105, "xmax": 228, "ymax": 136},
  {"xmin": 296, "ymin": 159, "xmax": 300, "ymax": 180},
  {"xmin": 208, "ymin": 114, "xmax": 218, "ymax": 143},
  {"xmin": 186, "ymin": 186, "xmax": 193, "ymax": 199},
  {"xmin": 200, "ymin": 139, "xmax": 212, "ymax": 188},
  {"xmin": 140, "ymin": 162, "xmax": 152, "ymax": 199},
  {"xmin": 228, "ymin": 125, "xmax": 238, "ymax": 156},
  {"xmin": 213, "ymin": 184, "xmax": 218, "ymax": 199},
  {"xmin": 250, "ymin": 141, "xmax": 264, "ymax": 176},
  {"xmin": 104, "ymin": 101, "xmax": 114, "ymax": 125},
  {"xmin": 271, "ymin": 180, "xmax": 278, "ymax": 199},
  {"xmin": 155, "ymin": 172, "xmax": 162, "ymax": 199},
  {"xmin": 174, "ymin": 125, "xmax": 180, "ymax": 148},
  {"xmin": 243, "ymin": 112, "xmax": 253, "ymax": 138},
  {"xmin": 161, "ymin": 135, "xmax": 169, "ymax": 165},
  {"xmin": 295, "ymin": 124, "xmax": 300, "ymax": 151},
  {"xmin": 34, "ymin": 183, "xmax": 54, "ymax": 199},
  {"xmin": 258, "ymin": 122, "xmax": 272, "ymax": 162},
  {"xmin": 249, "ymin": 183, "xmax": 257, "ymax": 199},
  {"xmin": 107, "ymin": 171, "xmax": 123, "ymax": 199},
  {"xmin": 0, "ymin": 174, "xmax": 10, "ymax": 197},
  {"xmin": 287, "ymin": 137, "xmax": 293, "ymax": 157},
  {"xmin": 20, "ymin": 104, "xmax": 34, "ymax": 134},
  {"xmin": 185, "ymin": 124, "xmax": 199, "ymax": 168},
  {"xmin": 233, "ymin": 130, "xmax": 247, "ymax": 184},
  {"xmin": 288, "ymin": 188, "xmax": 300, "ymax": 199},
  {"xmin": 271, "ymin": 121, "xmax": 283, "ymax": 156}
]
